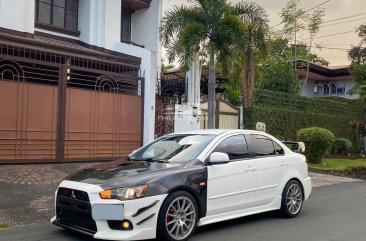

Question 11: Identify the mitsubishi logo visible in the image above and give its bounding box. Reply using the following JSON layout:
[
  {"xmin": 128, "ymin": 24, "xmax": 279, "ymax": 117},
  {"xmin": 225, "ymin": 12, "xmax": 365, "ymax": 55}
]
[{"xmin": 71, "ymin": 190, "xmax": 76, "ymax": 199}]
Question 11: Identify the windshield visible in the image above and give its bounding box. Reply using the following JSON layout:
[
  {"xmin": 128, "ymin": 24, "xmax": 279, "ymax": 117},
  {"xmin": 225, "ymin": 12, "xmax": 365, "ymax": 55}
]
[{"xmin": 129, "ymin": 134, "xmax": 216, "ymax": 164}]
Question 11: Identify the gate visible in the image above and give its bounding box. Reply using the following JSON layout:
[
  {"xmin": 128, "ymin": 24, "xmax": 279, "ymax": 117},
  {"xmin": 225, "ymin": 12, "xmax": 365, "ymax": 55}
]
[
  {"xmin": 155, "ymin": 71, "xmax": 186, "ymax": 137},
  {"xmin": 63, "ymin": 67, "xmax": 142, "ymax": 160},
  {"xmin": 0, "ymin": 59, "xmax": 59, "ymax": 161},
  {"xmin": 0, "ymin": 40, "xmax": 143, "ymax": 163},
  {"xmin": 200, "ymin": 98, "xmax": 240, "ymax": 129}
]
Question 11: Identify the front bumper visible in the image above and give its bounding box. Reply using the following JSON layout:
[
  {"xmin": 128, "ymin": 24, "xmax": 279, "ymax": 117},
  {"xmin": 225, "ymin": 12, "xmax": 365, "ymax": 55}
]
[{"xmin": 51, "ymin": 180, "xmax": 167, "ymax": 241}]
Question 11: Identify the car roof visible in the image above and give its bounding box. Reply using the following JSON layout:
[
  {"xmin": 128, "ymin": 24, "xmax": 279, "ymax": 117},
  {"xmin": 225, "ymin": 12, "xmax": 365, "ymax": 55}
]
[{"xmin": 172, "ymin": 129, "xmax": 267, "ymax": 136}]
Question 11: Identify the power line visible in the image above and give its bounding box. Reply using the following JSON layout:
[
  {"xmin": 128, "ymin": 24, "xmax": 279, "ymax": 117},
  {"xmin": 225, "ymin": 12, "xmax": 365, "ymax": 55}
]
[
  {"xmin": 315, "ymin": 43, "xmax": 358, "ymax": 46},
  {"xmin": 269, "ymin": 0, "xmax": 331, "ymax": 30},
  {"xmin": 312, "ymin": 46, "xmax": 350, "ymax": 50},
  {"xmin": 268, "ymin": 41, "xmax": 352, "ymax": 50},
  {"xmin": 319, "ymin": 16, "xmax": 366, "ymax": 28},
  {"xmin": 324, "ymin": 12, "xmax": 366, "ymax": 24},
  {"xmin": 272, "ymin": 13, "xmax": 366, "ymax": 35},
  {"xmin": 300, "ymin": 30, "xmax": 355, "ymax": 41}
]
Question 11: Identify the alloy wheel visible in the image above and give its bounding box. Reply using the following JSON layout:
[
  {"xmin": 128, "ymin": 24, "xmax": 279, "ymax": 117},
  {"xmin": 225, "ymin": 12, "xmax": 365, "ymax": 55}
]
[
  {"xmin": 286, "ymin": 183, "xmax": 303, "ymax": 215},
  {"xmin": 165, "ymin": 197, "xmax": 196, "ymax": 240}
]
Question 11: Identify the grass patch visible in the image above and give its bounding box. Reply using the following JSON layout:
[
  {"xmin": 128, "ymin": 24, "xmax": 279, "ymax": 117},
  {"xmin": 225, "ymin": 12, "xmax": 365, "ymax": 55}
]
[
  {"xmin": 0, "ymin": 223, "xmax": 10, "ymax": 229},
  {"xmin": 309, "ymin": 158, "xmax": 366, "ymax": 172}
]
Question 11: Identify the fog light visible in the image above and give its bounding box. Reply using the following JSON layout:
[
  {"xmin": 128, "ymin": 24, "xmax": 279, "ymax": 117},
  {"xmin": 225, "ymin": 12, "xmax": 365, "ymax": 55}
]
[{"xmin": 121, "ymin": 220, "xmax": 133, "ymax": 230}]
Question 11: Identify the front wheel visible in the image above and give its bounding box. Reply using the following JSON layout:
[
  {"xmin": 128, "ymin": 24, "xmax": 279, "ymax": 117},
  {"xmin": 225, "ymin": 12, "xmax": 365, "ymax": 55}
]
[
  {"xmin": 157, "ymin": 191, "xmax": 198, "ymax": 241},
  {"xmin": 280, "ymin": 180, "xmax": 304, "ymax": 218}
]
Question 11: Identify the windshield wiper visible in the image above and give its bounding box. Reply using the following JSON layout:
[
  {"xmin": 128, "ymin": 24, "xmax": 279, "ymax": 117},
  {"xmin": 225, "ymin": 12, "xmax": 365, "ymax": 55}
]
[{"xmin": 140, "ymin": 158, "xmax": 169, "ymax": 163}]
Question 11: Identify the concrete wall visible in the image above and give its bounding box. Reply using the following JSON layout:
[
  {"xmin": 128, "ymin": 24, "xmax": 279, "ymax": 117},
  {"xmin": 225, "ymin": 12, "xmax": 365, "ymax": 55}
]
[
  {"xmin": 0, "ymin": 0, "xmax": 35, "ymax": 33},
  {"xmin": 0, "ymin": 0, "xmax": 162, "ymax": 144}
]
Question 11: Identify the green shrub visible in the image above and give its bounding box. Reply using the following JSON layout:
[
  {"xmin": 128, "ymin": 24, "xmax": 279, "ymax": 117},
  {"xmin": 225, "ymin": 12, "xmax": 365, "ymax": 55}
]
[
  {"xmin": 297, "ymin": 127, "xmax": 336, "ymax": 164},
  {"xmin": 332, "ymin": 138, "xmax": 353, "ymax": 155}
]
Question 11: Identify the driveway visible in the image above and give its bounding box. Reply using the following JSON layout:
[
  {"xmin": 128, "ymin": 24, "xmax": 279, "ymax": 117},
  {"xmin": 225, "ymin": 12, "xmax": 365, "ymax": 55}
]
[{"xmin": 0, "ymin": 180, "xmax": 365, "ymax": 241}]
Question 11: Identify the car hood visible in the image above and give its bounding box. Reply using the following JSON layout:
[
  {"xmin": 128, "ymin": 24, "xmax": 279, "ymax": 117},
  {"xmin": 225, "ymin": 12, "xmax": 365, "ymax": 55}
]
[{"xmin": 64, "ymin": 159, "xmax": 187, "ymax": 189}]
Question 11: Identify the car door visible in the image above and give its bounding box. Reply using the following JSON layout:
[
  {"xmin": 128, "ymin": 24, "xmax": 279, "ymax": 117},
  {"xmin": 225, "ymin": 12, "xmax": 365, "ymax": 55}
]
[
  {"xmin": 247, "ymin": 134, "xmax": 287, "ymax": 207},
  {"xmin": 206, "ymin": 134, "xmax": 257, "ymax": 216}
]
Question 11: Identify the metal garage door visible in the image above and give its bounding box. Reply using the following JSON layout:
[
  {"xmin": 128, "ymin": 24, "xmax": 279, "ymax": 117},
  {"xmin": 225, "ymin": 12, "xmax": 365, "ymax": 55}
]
[
  {"xmin": 0, "ymin": 59, "xmax": 59, "ymax": 161},
  {"xmin": 63, "ymin": 67, "xmax": 142, "ymax": 160},
  {"xmin": 0, "ymin": 48, "xmax": 143, "ymax": 163}
]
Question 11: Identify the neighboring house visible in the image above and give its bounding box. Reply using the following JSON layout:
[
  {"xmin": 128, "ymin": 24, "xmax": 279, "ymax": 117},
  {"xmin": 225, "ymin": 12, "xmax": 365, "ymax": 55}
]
[
  {"xmin": 0, "ymin": 0, "xmax": 162, "ymax": 163},
  {"xmin": 297, "ymin": 60, "xmax": 357, "ymax": 100}
]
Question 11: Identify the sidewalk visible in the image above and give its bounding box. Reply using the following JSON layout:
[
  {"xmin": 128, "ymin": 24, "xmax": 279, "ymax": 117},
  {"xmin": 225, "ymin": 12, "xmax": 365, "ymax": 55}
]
[
  {"xmin": 0, "ymin": 163, "xmax": 363, "ymax": 229},
  {"xmin": 0, "ymin": 162, "xmax": 95, "ymax": 227}
]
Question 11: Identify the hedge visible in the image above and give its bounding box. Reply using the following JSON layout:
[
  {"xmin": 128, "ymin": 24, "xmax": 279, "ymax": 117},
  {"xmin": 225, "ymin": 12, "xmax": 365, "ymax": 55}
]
[{"xmin": 243, "ymin": 89, "xmax": 364, "ymax": 140}]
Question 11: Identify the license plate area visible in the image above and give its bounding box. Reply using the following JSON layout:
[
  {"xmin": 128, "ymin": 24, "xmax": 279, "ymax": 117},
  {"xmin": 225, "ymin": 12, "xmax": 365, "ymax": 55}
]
[{"xmin": 92, "ymin": 204, "xmax": 124, "ymax": 220}]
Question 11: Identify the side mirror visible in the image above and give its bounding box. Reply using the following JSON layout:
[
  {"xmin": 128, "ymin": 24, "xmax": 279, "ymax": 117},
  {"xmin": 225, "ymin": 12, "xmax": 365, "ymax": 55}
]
[
  {"xmin": 209, "ymin": 152, "xmax": 230, "ymax": 165},
  {"xmin": 283, "ymin": 141, "xmax": 305, "ymax": 154},
  {"xmin": 298, "ymin": 142, "xmax": 306, "ymax": 154}
]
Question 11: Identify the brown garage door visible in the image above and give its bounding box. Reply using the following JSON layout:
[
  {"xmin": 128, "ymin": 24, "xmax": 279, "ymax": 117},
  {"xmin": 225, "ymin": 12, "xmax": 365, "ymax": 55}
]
[
  {"xmin": 0, "ymin": 56, "xmax": 143, "ymax": 163},
  {"xmin": 0, "ymin": 80, "xmax": 58, "ymax": 160},
  {"xmin": 64, "ymin": 78, "xmax": 142, "ymax": 159},
  {"xmin": 0, "ymin": 59, "xmax": 59, "ymax": 161}
]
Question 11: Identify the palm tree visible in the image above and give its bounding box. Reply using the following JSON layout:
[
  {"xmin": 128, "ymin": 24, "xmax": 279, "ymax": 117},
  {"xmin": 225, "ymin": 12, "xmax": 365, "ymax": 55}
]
[
  {"xmin": 159, "ymin": 0, "xmax": 248, "ymax": 128},
  {"xmin": 234, "ymin": 2, "xmax": 269, "ymax": 108}
]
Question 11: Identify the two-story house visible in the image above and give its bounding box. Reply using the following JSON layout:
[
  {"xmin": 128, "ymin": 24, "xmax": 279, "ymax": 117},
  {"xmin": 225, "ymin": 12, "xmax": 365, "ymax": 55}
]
[{"xmin": 0, "ymin": 0, "xmax": 163, "ymax": 163}]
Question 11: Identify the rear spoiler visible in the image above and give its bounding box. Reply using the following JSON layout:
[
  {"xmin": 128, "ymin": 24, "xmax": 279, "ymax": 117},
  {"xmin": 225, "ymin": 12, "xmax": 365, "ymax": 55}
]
[{"xmin": 282, "ymin": 141, "xmax": 305, "ymax": 154}]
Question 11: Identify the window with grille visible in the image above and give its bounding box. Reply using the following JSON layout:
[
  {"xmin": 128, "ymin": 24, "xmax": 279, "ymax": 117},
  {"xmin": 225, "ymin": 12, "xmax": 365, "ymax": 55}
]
[{"xmin": 35, "ymin": 0, "xmax": 78, "ymax": 31}]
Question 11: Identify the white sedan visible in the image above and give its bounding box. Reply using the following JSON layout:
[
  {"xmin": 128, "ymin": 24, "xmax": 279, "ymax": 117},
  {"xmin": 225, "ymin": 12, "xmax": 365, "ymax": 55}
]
[{"xmin": 52, "ymin": 129, "xmax": 312, "ymax": 241}]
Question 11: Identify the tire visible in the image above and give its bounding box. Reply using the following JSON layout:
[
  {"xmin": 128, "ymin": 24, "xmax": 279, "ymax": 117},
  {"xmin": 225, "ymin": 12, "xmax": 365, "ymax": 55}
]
[
  {"xmin": 157, "ymin": 191, "xmax": 199, "ymax": 241},
  {"xmin": 280, "ymin": 180, "xmax": 304, "ymax": 218}
]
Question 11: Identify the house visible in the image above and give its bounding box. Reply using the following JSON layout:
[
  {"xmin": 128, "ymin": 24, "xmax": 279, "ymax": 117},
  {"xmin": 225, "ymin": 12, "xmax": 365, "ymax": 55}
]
[
  {"xmin": 297, "ymin": 60, "xmax": 357, "ymax": 99},
  {"xmin": 0, "ymin": 0, "xmax": 163, "ymax": 163}
]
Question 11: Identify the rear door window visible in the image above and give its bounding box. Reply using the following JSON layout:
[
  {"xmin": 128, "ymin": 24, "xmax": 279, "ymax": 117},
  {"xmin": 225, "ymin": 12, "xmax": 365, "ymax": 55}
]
[
  {"xmin": 248, "ymin": 135, "xmax": 276, "ymax": 157},
  {"xmin": 213, "ymin": 135, "xmax": 250, "ymax": 161}
]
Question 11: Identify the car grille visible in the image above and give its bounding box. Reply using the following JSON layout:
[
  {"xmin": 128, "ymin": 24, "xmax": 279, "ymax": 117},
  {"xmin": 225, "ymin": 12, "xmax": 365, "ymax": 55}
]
[{"xmin": 56, "ymin": 188, "xmax": 97, "ymax": 234}]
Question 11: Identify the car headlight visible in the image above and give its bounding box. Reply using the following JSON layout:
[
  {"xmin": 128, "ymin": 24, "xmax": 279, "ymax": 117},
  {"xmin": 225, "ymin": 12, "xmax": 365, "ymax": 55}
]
[{"xmin": 99, "ymin": 184, "xmax": 148, "ymax": 201}]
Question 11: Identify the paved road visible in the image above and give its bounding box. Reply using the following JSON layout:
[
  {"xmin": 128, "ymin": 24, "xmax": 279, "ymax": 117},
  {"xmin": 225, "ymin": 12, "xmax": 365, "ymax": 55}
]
[{"xmin": 1, "ymin": 181, "xmax": 365, "ymax": 241}]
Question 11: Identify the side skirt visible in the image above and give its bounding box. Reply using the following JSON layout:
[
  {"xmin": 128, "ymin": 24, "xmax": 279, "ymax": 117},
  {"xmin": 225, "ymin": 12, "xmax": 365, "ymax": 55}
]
[{"xmin": 198, "ymin": 196, "xmax": 281, "ymax": 227}]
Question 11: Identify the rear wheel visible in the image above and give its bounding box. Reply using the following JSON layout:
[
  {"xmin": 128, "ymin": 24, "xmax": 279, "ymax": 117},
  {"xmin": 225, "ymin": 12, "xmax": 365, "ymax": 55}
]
[
  {"xmin": 157, "ymin": 191, "xmax": 198, "ymax": 241},
  {"xmin": 280, "ymin": 180, "xmax": 304, "ymax": 218}
]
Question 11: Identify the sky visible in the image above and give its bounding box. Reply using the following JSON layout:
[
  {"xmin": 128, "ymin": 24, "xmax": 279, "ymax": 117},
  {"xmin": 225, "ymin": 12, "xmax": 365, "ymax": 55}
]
[{"xmin": 162, "ymin": 0, "xmax": 366, "ymax": 66}]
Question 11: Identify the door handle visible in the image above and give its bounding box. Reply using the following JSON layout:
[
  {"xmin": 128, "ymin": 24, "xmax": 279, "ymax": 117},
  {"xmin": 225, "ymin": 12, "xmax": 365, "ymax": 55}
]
[
  {"xmin": 280, "ymin": 161, "xmax": 289, "ymax": 166},
  {"xmin": 245, "ymin": 166, "xmax": 256, "ymax": 172}
]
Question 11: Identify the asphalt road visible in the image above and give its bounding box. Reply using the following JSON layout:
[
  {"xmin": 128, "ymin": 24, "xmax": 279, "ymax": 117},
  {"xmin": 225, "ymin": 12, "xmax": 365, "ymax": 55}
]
[{"xmin": 1, "ymin": 181, "xmax": 365, "ymax": 241}]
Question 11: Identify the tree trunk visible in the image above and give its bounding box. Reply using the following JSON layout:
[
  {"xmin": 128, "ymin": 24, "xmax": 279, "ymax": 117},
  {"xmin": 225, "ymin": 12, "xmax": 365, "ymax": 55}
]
[
  {"xmin": 239, "ymin": 47, "xmax": 255, "ymax": 108},
  {"xmin": 208, "ymin": 44, "xmax": 216, "ymax": 129}
]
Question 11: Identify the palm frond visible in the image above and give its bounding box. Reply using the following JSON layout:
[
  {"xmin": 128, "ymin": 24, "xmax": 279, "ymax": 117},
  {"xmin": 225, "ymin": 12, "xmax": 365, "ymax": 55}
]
[
  {"xmin": 159, "ymin": 6, "xmax": 206, "ymax": 48},
  {"xmin": 232, "ymin": 1, "xmax": 269, "ymax": 53},
  {"xmin": 232, "ymin": 1, "xmax": 269, "ymax": 29},
  {"xmin": 176, "ymin": 22, "xmax": 208, "ymax": 71},
  {"xmin": 215, "ymin": 14, "xmax": 248, "ymax": 66}
]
